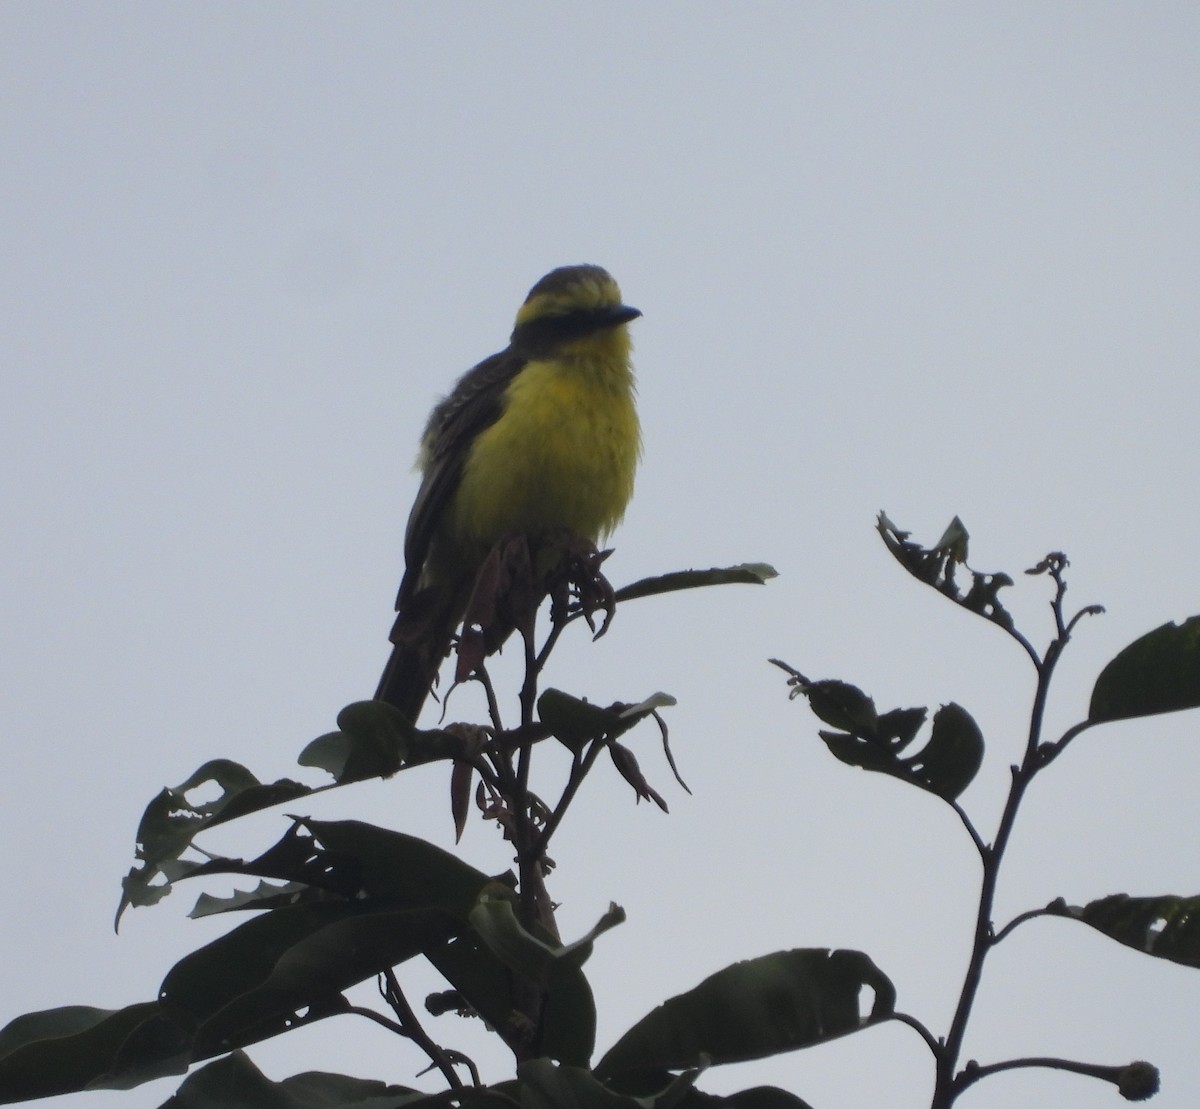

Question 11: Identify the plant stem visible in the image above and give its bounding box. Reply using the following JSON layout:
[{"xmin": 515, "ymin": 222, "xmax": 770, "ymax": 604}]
[
  {"xmin": 953, "ymin": 1055, "xmax": 1146, "ymax": 1097},
  {"xmin": 932, "ymin": 619, "xmax": 1068, "ymax": 1106},
  {"xmin": 380, "ymin": 968, "xmax": 466, "ymax": 1090}
]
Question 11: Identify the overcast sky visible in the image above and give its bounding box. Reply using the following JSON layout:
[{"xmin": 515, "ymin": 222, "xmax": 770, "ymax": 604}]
[{"xmin": 3, "ymin": 5, "xmax": 1200, "ymax": 1107}]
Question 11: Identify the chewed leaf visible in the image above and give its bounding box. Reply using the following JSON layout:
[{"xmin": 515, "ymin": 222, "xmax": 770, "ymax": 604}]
[
  {"xmin": 189, "ymin": 881, "xmax": 320, "ymax": 919},
  {"xmin": 596, "ymin": 949, "xmax": 894, "ymax": 1079},
  {"xmin": 817, "ymin": 702, "xmax": 981, "ymax": 801},
  {"xmin": 1089, "ymin": 616, "xmax": 1200, "ymax": 723},
  {"xmin": 804, "ymin": 681, "xmax": 881, "ymax": 734},
  {"xmin": 116, "ymin": 763, "xmax": 312, "ymax": 927},
  {"xmin": 1047, "ymin": 894, "xmax": 1200, "ymax": 970},
  {"xmin": 776, "ymin": 669, "xmax": 981, "ymax": 801},
  {"xmin": 912, "ymin": 703, "xmax": 985, "ymax": 801},
  {"xmin": 877, "ymin": 514, "xmax": 1013, "ymax": 631}
]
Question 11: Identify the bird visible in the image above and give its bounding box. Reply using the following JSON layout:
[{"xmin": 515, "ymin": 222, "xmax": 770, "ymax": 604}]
[{"xmin": 375, "ymin": 264, "xmax": 642, "ymax": 724}]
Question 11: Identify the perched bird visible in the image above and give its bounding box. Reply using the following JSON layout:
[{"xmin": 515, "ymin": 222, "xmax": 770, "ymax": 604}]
[{"xmin": 375, "ymin": 264, "xmax": 642, "ymax": 723}]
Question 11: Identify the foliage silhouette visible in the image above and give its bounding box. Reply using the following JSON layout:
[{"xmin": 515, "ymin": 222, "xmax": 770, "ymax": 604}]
[{"xmin": 2, "ymin": 519, "xmax": 1195, "ymax": 1106}]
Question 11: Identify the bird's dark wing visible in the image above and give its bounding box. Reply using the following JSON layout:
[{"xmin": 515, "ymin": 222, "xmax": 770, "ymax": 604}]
[{"xmin": 394, "ymin": 347, "xmax": 528, "ymax": 610}]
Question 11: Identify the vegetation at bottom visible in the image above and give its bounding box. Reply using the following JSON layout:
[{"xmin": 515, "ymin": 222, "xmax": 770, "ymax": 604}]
[{"xmin": 2, "ymin": 516, "xmax": 1196, "ymax": 1106}]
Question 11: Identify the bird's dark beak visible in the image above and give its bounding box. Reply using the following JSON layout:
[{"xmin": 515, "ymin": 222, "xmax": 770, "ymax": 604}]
[{"xmin": 605, "ymin": 304, "xmax": 642, "ymax": 327}]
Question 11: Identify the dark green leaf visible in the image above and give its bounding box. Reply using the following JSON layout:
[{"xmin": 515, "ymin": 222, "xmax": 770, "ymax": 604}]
[
  {"xmin": 471, "ymin": 898, "xmax": 624, "ymax": 982},
  {"xmin": 1088, "ymin": 616, "xmax": 1200, "ymax": 723},
  {"xmin": 613, "ymin": 564, "xmax": 778, "ymax": 605},
  {"xmin": 300, "ymin": 819, "xmax": 496, "ymax": 912},
  {"xmin": 426, "ymin": 914, "xmax": 603, "ymax": 1067},
  {"xmin": 539, "ymin": 691, "xmax": 625, "ymax": 752},
  {"xmin": 0, "ymin": 1002, "xmax": 186, "ymax": 1102},
  {"xmin": 299, "ymin": 700, "xmax": 407, "ymax": 781},
  {"xmin": 595, "ymin": 949, "xmax": 894, "ymax": 1079},
  {"xmin": 161, "ymin": 1049, "xmax": 425, "ymax": 1108},
  {"xmin": 675, "ymin": 1090, "xmax": 814, "ymax": 1109},
  {"xmin": 908, "ymin": 703, "xmax": 985, "ymax": 801},
  {"xmin": 158, "ymin": 821, "xmax": 495, "ymax": 1056},
  {"xmin": 160, "ymin": 901, "xmax": 456, "ymax": 1057},
  {"xmin": 539, "ymin": 690, "xmax": 674, "ymax": 757},
  {"xmin": 518, "ymin": 1059, "xmax": 647, "ymax": 1109},
  {"xmin": 299, "ymin": 701, "xmax": 470, "ymax": 783},
  {"xmin": 803, "ymin": 681, "xmax": 883, "ymax": 735},
  {"xmin": 183, "ymin": 818, "xmax": 497, "ymax": 922},
  {"xmin": 1047, "ymin": 894, "xmax": 1200, "ymax": 970},
  {"xmin": 818, "ymin": 702, "xmax": 981, "ymax": 802},
  {"xmin": 875, "ymin": 707, "xmax": 928, "ymax": 746}
]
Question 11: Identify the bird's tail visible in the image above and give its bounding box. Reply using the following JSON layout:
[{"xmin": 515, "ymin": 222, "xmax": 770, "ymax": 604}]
[{"xmin": 374, "ymin": 586, "xmax": 464, "ymax": 725}]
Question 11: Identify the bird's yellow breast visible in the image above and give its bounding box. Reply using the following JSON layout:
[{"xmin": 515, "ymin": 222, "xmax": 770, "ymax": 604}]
[{"xmin": 451, "ymin": 344, "xmax": 640, "ymax": 547}]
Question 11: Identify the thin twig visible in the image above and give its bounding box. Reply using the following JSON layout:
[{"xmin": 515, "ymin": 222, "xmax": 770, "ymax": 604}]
[
  {"xmin": 954, "ymin": 1055, "xmax": 1146, "ymax": 1097},
  {"xmin": 947, "ymin": 798, "xmax": 987, "ymax": 861},
  {"xmin": 889, "ymin": 1011, "xmax": 942, "ymax": 1058},
  {"xmin": 476, "ymin": 663, "xmax": 504, "ymax": 733},
  {"xmin": 992, "ymin": 905, "xmax": 1056, "ymax": 945},
  {"xmin": 380, "ymin": 968, "xmax": 465, "ymax": 1090},
  {"xmin": 535, "ymin": 617, "xmax": 567, "ymax": 670},
  {"xmin": 535, "ymin": 737, "xmax": 611, "ymax": 857},
  {"xmin": 1004, "ymin": 623, "xmax": 1043, "ymax": 670},
  {"xmin": 1037, "ymin": 718, "xmax": 1096, "ymax": 768},
  {"xmin": 933, "ymin": 606, "xmax": 1071, "ymax": 1106},
  {"xmin": 345, "ymin": 1004, "xmax": 408, "ymax": 1038}
]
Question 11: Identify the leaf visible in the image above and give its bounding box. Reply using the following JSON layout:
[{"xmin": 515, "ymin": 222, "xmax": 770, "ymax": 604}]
[
  {"xmin": 619, "ymin": 692, "xmax": 678, "ymax": 718},
  {"xmin": 470, "ymin": 898, "xmax": 625, "ymax": 983},
  {"xmin": 518, "ymin": 1059, "xmax": 649, "ymax": 1109},
  {"xmin": 802, "ymin": 681, "xmax": 886, "ymax": 735},
  {"xmin": 1047, "ymin": 894, "xmax": 1200, "ymax": 970},
  {"xmin": 609, "ymin": 743, "xmax": 669, "ymax": 811},
  {"xmin": 426, "ymin": 928, "xmax": 598, "ymax": 1067},
  {"xmin": 118, "ymin": 706, "xmax": 480, "ymax": 925},
  {"xmin": 0, "ymin": 1002, "xmax": 187, "ymax": 1102},
  {"xmin": 613, "ymin": 564, "xmax": 778, "ymax": 605},
  {"xmin": 819, "ymin": 702, "xmax": 983, "ymax": 802},
  {"xmin": 676, "ymin": 1090, "xmax": 814, "ymax": 1109},
  {"xmin": 876, "ymin": 514, "xmax": 1014, "ymax": 631},
  {"xmin": 159, "ymin": 901, "xmax": 459, "ymax": 1057},
  {"xmin": 301, "ymin": 819, "xmax": 497, "ymax": 912},
  {"xmin": 160, "ymin": 821, "xmax": 495, "ymax": 1056},
  {"xmin": 788, "ymin": 676, "xmax": 983, "ymax": 801},
  {"xmin": 539, "ymin": 690, "xmax": 675, "ymax": 755},
  {"xmin": 116, "ymin": 761, "xmax": 313, "ymax": 926},
  {"xmin": 161, "ymin": 1050, "xmax": 425, "ymax": 1108},
  {"xmin": 1088, "ymin": 616, "xmax": 1200, "ymax": 723},
  {"xmin": 181, "ymin": 818, "xmax": 496, "ymax": 924},
  {"xmin": 443, "ymin": 899, "xmax": 621, "ymax": 1066},
  {"xmin": 189, "ymin": 880, "xmax": 323, "ymax": 918},
  {"xmin": 540, "ymin": 690, "xmax": 625, "ymax": 752},
  {"xmin": 906, "ymin": 703, "xmax": 985, "ymax": 801},
  {"xmin": 595, "ymin": 949, "xmax": 895, "ymax": 1079},
  {"xmin": 299, "ymin": 701, "xmax": 470, "ymax": 783},
  {"xmin": 451, "ymin": 761, "xmax": 474, "ymax": 843}
]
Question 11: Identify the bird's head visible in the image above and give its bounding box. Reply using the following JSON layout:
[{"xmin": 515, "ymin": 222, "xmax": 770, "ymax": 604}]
[{"xmin": 510, "ymin": 264, "xmax": 641, "ymax": 360}]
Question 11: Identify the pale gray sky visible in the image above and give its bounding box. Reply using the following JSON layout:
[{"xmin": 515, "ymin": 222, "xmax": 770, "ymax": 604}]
[{"xmin": 3, "ymin": 5, "xmax": 1199, "ymax": 1107}]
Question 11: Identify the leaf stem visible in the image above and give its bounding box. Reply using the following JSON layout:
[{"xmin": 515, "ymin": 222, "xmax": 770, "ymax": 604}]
[{"xmin": 890, "ymin": 1011, "xmax": 942, "ymax": 1058}]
